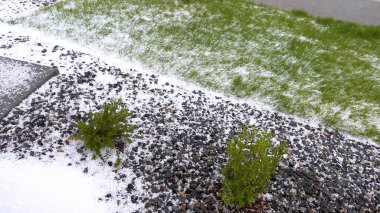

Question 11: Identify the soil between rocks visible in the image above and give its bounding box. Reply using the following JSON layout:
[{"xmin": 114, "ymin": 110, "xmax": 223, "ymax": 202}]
[{"xmin": 0, "ymin": 28, "xmax": 379, "ymax": 212}]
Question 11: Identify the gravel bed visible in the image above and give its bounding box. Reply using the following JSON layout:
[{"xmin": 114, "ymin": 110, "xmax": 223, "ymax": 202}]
[
  {"xmin": 0, "ymin": 0, "xmax": 58, "ymax": 21},
  {"xmin": 1, "ymin": 1, "xmax": 380, "ymax": 212}
]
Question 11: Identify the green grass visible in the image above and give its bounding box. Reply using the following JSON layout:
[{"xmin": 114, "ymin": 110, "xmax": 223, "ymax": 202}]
[{"xmin": 20, "ymin": 0, "xmax": 380, "ymax": 142}]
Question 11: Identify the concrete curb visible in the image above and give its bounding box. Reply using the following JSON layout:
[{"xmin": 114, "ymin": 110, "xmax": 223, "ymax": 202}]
[{"xmin": 0, "ymin": 56, "xmax": 59, "ymax": 120}]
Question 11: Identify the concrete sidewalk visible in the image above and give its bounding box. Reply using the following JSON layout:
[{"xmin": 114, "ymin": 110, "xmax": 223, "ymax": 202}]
[
  {"xmin": 252, "ymin": 0, "xmax": 380, "ymax": 25},
  {"xmin": 0, "ymin": 56, "xmax": 59, "ymax": 120}
]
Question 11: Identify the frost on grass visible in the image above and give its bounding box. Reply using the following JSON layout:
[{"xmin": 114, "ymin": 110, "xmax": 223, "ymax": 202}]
[{"xmin": 21, "ymin": 0, "xmax": 380, "ymax": 142}]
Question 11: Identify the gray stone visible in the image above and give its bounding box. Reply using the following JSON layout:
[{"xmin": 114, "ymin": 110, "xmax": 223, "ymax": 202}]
[{"xmin": 0, "ymin": 56, "xmax": 59, "ymax": 120}]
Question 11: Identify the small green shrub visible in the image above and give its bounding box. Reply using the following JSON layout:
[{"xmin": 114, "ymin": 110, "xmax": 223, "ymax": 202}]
[
  {"xmin": 74, "ymin": 99, "xmax": 137, "ymax": 161},
  {"xmin": 221, "ymin": 127, "xmax": 287, "ymax": 208}
]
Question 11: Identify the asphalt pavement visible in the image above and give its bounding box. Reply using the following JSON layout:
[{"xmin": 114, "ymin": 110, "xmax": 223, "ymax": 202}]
[{"xmin": 251, "ymin": 0, "xmax": 380, "ymax": 25}]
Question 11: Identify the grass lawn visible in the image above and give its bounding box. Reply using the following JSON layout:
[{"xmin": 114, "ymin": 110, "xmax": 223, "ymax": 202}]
[{"xmin": 18, "ymin": 0, "xmax": 380, "ymax": 142}]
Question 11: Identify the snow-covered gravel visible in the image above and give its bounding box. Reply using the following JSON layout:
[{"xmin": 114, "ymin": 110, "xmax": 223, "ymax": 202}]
[
  {"xmin": 0, "ymin": 0, "xmax": 58, "ymax": 22},
  {"xmin": 1, "ymin": 1, "xmax": 380, "ymax": 212}
]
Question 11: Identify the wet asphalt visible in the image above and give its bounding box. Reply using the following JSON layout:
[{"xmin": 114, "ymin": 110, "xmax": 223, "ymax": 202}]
[{"xmin": 251, "ymin": 0, "xmax": 380, "ymax": 25}]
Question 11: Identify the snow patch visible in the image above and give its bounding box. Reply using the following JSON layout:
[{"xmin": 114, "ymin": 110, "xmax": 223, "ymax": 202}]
[
  {"xmin": 63, "ymin": 2, "xmax": 76, "ymax": 10},
  {"xmin": 0, "ymin": 158, "xmax": 113, "ymax": 213},
  {"xmin": 235, "ymin": 66, "xmax": 248, "ymax": 75},
  {"xmin": 95, "ymin": 73, "xmax": 117, "ymax": 84}
]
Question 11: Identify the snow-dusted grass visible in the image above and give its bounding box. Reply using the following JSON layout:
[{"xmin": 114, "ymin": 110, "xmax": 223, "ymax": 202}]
[{"xmin": 19, "ymin": 0, "xmax": 380, "ymax": 142}]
